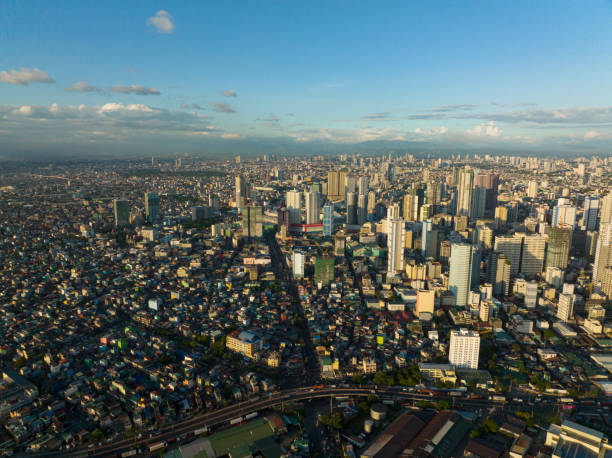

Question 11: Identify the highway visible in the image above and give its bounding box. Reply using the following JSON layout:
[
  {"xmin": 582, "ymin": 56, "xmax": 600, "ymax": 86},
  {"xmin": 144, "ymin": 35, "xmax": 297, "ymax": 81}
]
[{"xmin": 26, "ymin": 385, "xmax": 583, "ymax": 458}]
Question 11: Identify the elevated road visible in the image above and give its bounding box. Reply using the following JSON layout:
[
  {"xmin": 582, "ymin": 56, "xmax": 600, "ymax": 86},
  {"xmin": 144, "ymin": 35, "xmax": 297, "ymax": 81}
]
[{"xmin": 27, "ymin": 385, "xmax": 581, "ymax": 457}]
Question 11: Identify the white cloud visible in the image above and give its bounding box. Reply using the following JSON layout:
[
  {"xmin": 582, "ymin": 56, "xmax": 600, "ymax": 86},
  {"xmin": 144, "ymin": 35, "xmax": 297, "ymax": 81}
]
[
  {"xmin": 584, "ymin": 130, "xmax": 600, "ymax": 140},
  {"xmin": 147, "ymin": 10, "xmax": 174, "ymax": 34},
  {"xmin": 66, "ymin": 81, "xmax": 102, "ymax": 92},
  {"xmin": 221, "ymin": 90, "xmax": 237, "ymax": 97},
  {"xmin": 468, "ymin": 121, "xmax": 502, "ymax": 137},
  {"xmin": 0, "ymin": 67, "xmax": 54, "ymax": 86},
  {"xmin": 221, "ymin": 133, "xmax": 242, "ymax": 139},
  {"xmin": 111, "ymin": 84, "xmax": 160, "ymax": 95}
]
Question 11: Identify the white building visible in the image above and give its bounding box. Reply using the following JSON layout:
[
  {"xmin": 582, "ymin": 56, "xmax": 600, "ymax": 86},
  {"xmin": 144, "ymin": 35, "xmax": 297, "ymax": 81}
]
[
  {"xmin": 304, "ymin": 191, "xmax": 321, "ymax": 225},
  {"xmin": 557, "ymin": 293, "xmax": 575, "ymax": 322},
  {"xmin": 292, "ymin": 250, "xmax": 305, "ymax": 278},
  {"xmin": 387, "ymin": 218, "xmax": 405, "ymax": 275},
  {"xmin": 449, "ymin": 328, "xmax": 480, "ymax": 369},
  {"xmin": 286, "ymin": 189, "xmax": 302, "ymax": 224}
]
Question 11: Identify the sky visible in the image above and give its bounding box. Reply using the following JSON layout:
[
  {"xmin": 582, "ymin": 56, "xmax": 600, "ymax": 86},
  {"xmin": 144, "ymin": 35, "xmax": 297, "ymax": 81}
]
[{"xmin": 2, "ymin": 0, "xmax": 612, "ymax": 158}]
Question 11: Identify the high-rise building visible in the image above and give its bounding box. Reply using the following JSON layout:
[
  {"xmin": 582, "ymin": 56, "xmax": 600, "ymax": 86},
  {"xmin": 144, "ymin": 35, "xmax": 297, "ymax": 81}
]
[
  {"xmin": 583, "ymin": 196, "xmax": 600, "ymax": 231},
  {"xmin": 421, "ymin": 220, "xmax": 433, "ymax": 257},
  {"xmin": 357, "ymin": 176, "xmax": 369, "ymax": 196},
  {"xmin": 545, "ymin": 266, "xmax": 564, "ymax": 289},
  {"xmin": 241, "ymin": 205, "xmax": 263, "ymax": 238},
  {"xmin": 475, "ymin": 172, "xmax": 499, "ymax": 216},
  {"xmin": 601, "ymin": 266, "xmax": 612, "ymax": 299},
  {"xmin": 292, "ymin": 250, "xmax": 305, "ymax": 278},
  {"xmin": 113, "ymin": 199, "xmax": 130, "ymax": 227},
  {"xmin": 557, "ymin": 293, "xmax": 575, "ymax": 322},
  {"xmin": 546, "ymin": 225, "xmax": 572, "ymax": 269},
  {"xmin": 235, "ymin": 175, "xmax": 248, "ymax": 208},
  {"xmin": 521, "ymin": 234, "xmax": 546, "ymax": 276},
  {"xmin": 327, "ymin": 170, "xmax": 346, "ymax": 201},
  {"xmin": 387, "ymin": 218, "xmax": 405, "ymax": 275},
  {"xmin": 426, "ymin": 182, "xmax": 441, "ymax": 206},
  {"xmin": 144, "ymin": 192, "xmax": 160, "ymax": 224},
  {"xmin": 346, "ymin": 192, "xmax": 358, "ymax": 225},
  {"xmin": 456, "ymin": 167, "xmax": 474, "ymax": 217},
  {"xmin": 323, "ymin": 204, "xmax": 334, "ymax": 237},
  {"xmin": 491, "ymin": 253, "xmax": 511, "ymax": 298},
  {"xmin": 470, "ymin": 186, "xmax": 487, "ymax": 219},
  {"xmin": 527, "ymin": 180, "xmax": 538, "ymax": 199},
  {"xmin": 494, "ymin": 235, "xmax": 522, "ymax": 276},
  {"xmin": 357, "ymin": 194, "xmax": 368, "ymax": 225},
  {"xmin": 594, "ymin": 223, "xmax": 612, "ymax": 284},
  {"xmin": 403, "ymin": 192, "xmax": 417, "ymax": 222},
  {"xmin": 286, "ymin": 190, "xmax": 302, "ymax": 225},
  {"xmin": 553, "ymin": 200, "xmax": 577, "ymax": 228},
  {"xmin": 449, "ymin": 243, "xmax": 478, "ymax": 306},
  {"xmin": 304, "ymin": 191, "xmax": 321, "ymax": 225},
  {"xmin": 191, "ymin": 206, "xmax": 211, "ymax": 221},
  {"xmin": 449, "ymin": 328, "xmax": 480, "ymax": 369},
  {"xmin": 601, "ymin": 192, "xmax": 612, "ymax": 224}
]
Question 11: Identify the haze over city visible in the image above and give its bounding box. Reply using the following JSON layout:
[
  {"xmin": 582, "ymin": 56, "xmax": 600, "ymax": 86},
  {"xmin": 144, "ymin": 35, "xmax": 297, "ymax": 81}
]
[{"xmin": 3, "ymin": 1, "xmax": 612, "ymax": 158}]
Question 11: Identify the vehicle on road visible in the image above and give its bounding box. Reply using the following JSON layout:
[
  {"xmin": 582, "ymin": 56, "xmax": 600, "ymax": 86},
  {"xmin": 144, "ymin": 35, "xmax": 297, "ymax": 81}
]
[{"xmin": 149, "ymin": 441, "xmax": 167, "ymax": 453}]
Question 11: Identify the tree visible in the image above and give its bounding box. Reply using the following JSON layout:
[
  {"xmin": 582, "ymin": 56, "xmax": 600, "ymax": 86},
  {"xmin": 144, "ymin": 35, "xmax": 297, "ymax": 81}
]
[{"xmin": 436, "ymin": 400, "xmax": 450, "ymax": 411}]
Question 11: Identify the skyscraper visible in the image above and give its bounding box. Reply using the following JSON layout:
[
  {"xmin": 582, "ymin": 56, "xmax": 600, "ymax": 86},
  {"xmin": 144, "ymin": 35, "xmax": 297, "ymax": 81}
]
[
  {"xmin": 492, "ymin": 253, "xmax": 511, "ymax": 298},
  {"xmin": 304, "ymin": 191, "xmax": 321, "ymax": 225},
  {"xmin": 557, "ymin": 293, "xmax": 574, "ymax": 322},
  {"xmin": 113, "ymin": 199, "xmax": 130, "ymax": 227},
  {"xmin": 520, "ymin": 234, "xmax": 546, "ymax": 277},
  {"xmin": 421, "ymin": 220, "xmax": 432, "ymax": 257},
  {"xmin": 292, "ymin": 250, "xmax": 305, "ymax": 278},
  {"xmin": 387, "ymin": 218, "xmax": 405, "ymax": 275},
  {"xmin": 449, "ymin": 242, "xmax": 477, "ymax": 306},
  {"xmin": 493, "ymin": 235, "xmax": 522, "ymax": 276},
  {"xmin": 235, "ymin": 175, "xmax": 248, "ymax": 208},
  {"xmin": 286, "ymin": 190, "xmax": 302, "ymax": 225},
  {"xmin": 456, "ymin": 167, "xmax": 474, "ymax": 217},
  {"xmin": 552, "ymin": 199, "xmax": 577, "ymax": 228},
  {"xmin": 145, "ymin": 192, "xmax": 160, "ymax": 224},
  {"xmin": 327, "ymin": 170, "xmax": 346, "ymax": 201},
  {"xmin": 546, "ymin": 225, "xmax": 572, "ymax": 269},
  {"xmin": 601, "ymin": 192, "xmax": 612, "ymax": 224},
  {"xmin": 470, "ymin": 185, "xmax": 487, "ymax": 219},
  {"xmin": 241, "ymin": 205, "xmax": 263, "ymax": 238},
  {"xmin": 357, "ymin": 194, "xmax": 368, "ymax": 225},
  {"xmin": 357, "ymin": 176, "xmax": 369, "ymax": 196},
  {"xmin": 346, "ymin": 192, "xmax": 358, "ymax": 225},
  {"xmin": 582, "ymin": 196, "xmax": 600, "ymax": 231},
  {"xmin": 474, "ymin": 172, "xmax": 499, "ymax": 216},
  {"xmin": 527, "ymin": 180, "xmax": 538, "ymax": 198},
  {"xmin": 594, "ymin": 223, "xmax": 612, "ymax": 284},
  {"xmin": 323, "ymin": 203, "xmax": 334, "ymax": 237},
  {"xmin": 449, "ymin": 328, "xmax": 480, "ymax": 369}
]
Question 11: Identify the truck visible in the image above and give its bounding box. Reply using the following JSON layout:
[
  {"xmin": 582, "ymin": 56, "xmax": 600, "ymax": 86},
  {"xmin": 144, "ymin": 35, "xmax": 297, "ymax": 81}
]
[
  {"xmin": 244, "ymin": 412, "xmax": 258, "ymax": 421},
  {"xmin": 489, "ymin": 395, "xmax": 506, "ymax": 402},
  {"xmin": 230, "ymin": 416, "xmax": 243, "ymax": 425},
  {"xmin": 559, "ymin": 397, "xmax": 574, "ymax": 404},
  {"xmin": 149, "ymin": 441, "xmax": 167, "ymax": 453},
  {"xmin": 193, "ymin": 426, "xmax": 209, "ymax": 435}
]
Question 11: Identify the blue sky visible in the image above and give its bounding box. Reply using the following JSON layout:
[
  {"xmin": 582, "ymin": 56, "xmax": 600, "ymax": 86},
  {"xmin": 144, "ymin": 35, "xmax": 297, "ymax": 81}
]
[{"xmin": 2, "ymin": 0, "xmax": 612, "ymax": 157}]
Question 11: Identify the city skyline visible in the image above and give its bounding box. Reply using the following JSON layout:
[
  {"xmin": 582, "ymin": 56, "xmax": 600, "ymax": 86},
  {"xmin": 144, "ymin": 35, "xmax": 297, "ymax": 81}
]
[{"xmin": 3, "ymin": 1, "xmax": 612, "ymax": 157}]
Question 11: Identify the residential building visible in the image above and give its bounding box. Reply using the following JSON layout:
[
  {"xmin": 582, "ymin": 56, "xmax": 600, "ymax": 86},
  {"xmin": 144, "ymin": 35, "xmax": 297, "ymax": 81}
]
[{"xmin": 449, "ymin": 328, "xmax": 480, "ymax": 369}]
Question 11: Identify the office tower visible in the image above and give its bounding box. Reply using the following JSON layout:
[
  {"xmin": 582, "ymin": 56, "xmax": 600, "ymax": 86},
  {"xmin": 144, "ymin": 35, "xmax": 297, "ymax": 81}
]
[
  {"xmin": 358, "ymin": 176, "xmax": 369, "ymax": 196},
  {"xmin": 546, "ymin": 225, "xmax": 572, "ymax": 269},
  {"xmin": 327, "ymin": 170, "xmax": 346, "ymax": 201},
  {"xmin": 476, "ymin": 223, "xmax": 493, "ymax": 249},
  {"xmin": 387, "ymin": 218, "xmax": 405, "ymax": 275},
  {"xmin": 475, "ymin": 172, "xmax": 499, "ymax": 216},
  {"xmin": 113, "ymin": 199, "xmax": 130, "ymax": 227},
  {"xmin": 241, "ymin": 205, "xmax": 263, "ymax": 238},
  {"xmin": 449, "ymin": 243, "xmax": 477, "ymax": 306},
  {"xmin": 357, "ymin": 194, "xmax": 368, "ymax": 225},
  {"xmin": 456, "ymin": 167, "xmax": 474, "ymax": 217},
  {"xmin": 191, "ymin": 206, "xmax": 211, "ymax": 221},
  {"xmin": 492, "ymin": 253, "xmax": 511, "ymax": 298},
  {"xmin": 582, "ymin": 196, "xmax": 600, "ymax": 230},
  {"xmin": 314, "ymin": 257, "xmax": 335, "ymax": 286},
  {"xmin": 286, "ymin": 190, "xmax": 302, "ymax": 225},
  {"xmin": 552, "ymin": 200, "xmax": 577, "ymax": 228},
  {"xmin": 449, "ymin": 328, "xmax": 480, "ymax": 369},
  {"xmin": 403, "ymin": 192, "xmax": 417, "ymax": 222},
  {"xmin": 387, "ymin": 203, "xmax": 400, "ymax": 220},
  {"xmin": 277, "ymin": 208, "xmax": 291, "ymax": 232},
  {"xmin": 310, "ymin": 182, "xmax": 323, "ymax": 194},
  {"xmin": 144, "ymin": 192, "xmax": 160, "ymax": 224},
  {"xmin": 426, "ymin": 182, "xmax": 441, "ymax": 206},
  {"xmin": 292, "ymin": 251, "xmax": 305, "ymax": 278},
  {"xmin": 208, "ymin": 194, "xmax": 219, "ymax": 210},
  {"xmin": 525, "ymin": 281, "xmax": 538, "ymax": 308},
  {"xmin": 470, "ymin": 186, "xmax": 487, "ymax": 219},
  {"xmin": 235, "ymin": 175, "xmax": 248, "ymax": 208},
  {"xmin": 544, "ymin": 267, "xmax": 563, "ymax": 289},
  {"xmin": 594, "ymin": 223, "xmax": 612, "ymax": 283},
  {"xmin": 493, "ymin": 236, "xmax": 521, "ymax": 276},
  {"xmin": 521, "ymin": 234, "xmax": 546, "ymax": 276},
  {"xmin": 304, "ymin": 191, "xmax": 321, "ymax": 225},
  {"xmin": 323, "ymin": 204, "xmax": 334, "ymax": 237},
  {"xmin": 495, "ymin": 205, "xmax": 508, "ymax": 228},
  {"xmin": 421, "ymin": 220, "xmax": 432, "ymax": 256},
  {"xmin": 601, "ymin": 192, "xmax": 612, "ymax": 224},
  {"xmin": 367, "ymin": 190, "xmax": 377, "ymax": 220},
  {"xmin": 455, "ymin": 215, "xmax": 468, "ymax": 232},
  {"xmin": 416, "ymin": 289, "xmax": 435, "ymax": 317},
  {"xmin": 420, "ymin": 204, "xmax": 434, "ymax": 222},
  {"xmin": 527, "ymin": 181, "xmax": 538, "ymax": 198},
  {"xmin": 345, "ymin": 174, "xmax": 357, "ymax": 194},
  {"xmin": 346, "ymin": 192, "xmax": 358, "ymax": 225},
  {"xmin": 602, "ymin": 266, "xmax": 612, "ymax": 299},
  {"xmin": 557, "ymin": 293, "xmax": 574, "ymax": 322}
]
